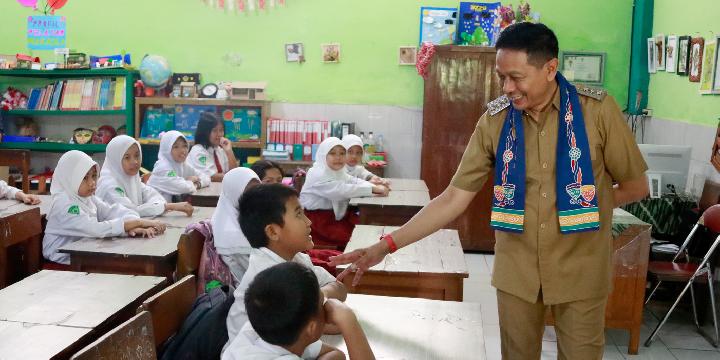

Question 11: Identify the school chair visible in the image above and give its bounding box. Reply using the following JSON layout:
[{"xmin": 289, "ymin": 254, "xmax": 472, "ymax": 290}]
[
  {"xmin": 71, "ymin": 311, "xmax": 157, "ymax": 360},
  {"xmin": 644, "ymin": 205, "xmax": 720, "ymax": 347},
  {"xmin": 175, "ymin": 230, "xmax": 204, "ymax": 280},
  {"xmin": 137, "ymin": 274, "xmax": 197, "ymax": 349},
  {"xmin": 0, "ymin": 149, "xmax": 31, "ymax": 193}
]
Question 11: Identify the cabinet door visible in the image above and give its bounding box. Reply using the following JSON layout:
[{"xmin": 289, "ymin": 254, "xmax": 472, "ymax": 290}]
[{"xmin": 421, "ymin": 46, "xmax": 502, "ymax": 251}]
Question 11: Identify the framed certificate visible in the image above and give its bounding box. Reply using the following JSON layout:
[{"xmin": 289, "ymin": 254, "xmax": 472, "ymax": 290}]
[{"xmin": 560, "ymin": 51, "xmax": 606, "ymax": 85}]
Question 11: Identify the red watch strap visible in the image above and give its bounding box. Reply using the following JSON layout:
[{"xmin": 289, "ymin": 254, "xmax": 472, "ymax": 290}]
[{"xmin": 382, "ymin": 233, "xmax": 398, "ymax": 253}]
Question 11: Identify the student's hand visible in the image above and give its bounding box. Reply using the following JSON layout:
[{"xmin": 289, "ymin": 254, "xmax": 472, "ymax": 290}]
[
  {"xmin": 16, "ymin": 192, "xmax": 41, "ymax": 205},
  {"xmin": 220, "ymin": 137, "xmax": 233, "ymax": 151},
  {"xmin": 177, "ymin": 202, "xmax": 194, "ymax": 217},
  {"xmin": 187, "ymin": 175, "xmax": 200, "ymax": 183},
  {"xmin": 372, "ymin": 185, "xmax": 389, "ymax": 197},
  {"xmin": 324, "ymin": 299, "xmax": 359, "ymax": 330},
  {"xmin": 141, "ymin": 219, "xmax": 166, "ymax": 234},
  {"xmin": 369, "ymin": 176, "xmax": 384, "ymax": 185},
  {"xmin": 330, "ymin": 240, "xmax": 390, "ymax": 287},
  {"xmin": 129, "ymin": 227, "xmax": 157, "ymax": 238}
]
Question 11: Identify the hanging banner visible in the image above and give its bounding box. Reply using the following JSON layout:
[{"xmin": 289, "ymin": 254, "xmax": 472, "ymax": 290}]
[{"xmin": 27, "ymin": 15, "xmax": 66, "ymax": 50}]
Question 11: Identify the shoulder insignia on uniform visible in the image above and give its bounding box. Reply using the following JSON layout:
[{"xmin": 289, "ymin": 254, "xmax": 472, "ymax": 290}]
[
  {"xmin": 115, "ymin": 187, "xmax": 125, "ymax": 196},
  {"xmin": 198, "ymin": 155, "xmax": 207, "ymax": 165},
  {"xmin": 487, "ymin": 95, "xmax": 510, "ymax": 116},
  {"xmin": 167, "ymin": 170, "xmax": 177, "ymax": 177},
  {"xmin": 68, "ymin": 205, "xmax": 80, "ymax": 215},
  {"xmin": 575, "ymin": 85, "xmax": 607, "ymax": 101}
]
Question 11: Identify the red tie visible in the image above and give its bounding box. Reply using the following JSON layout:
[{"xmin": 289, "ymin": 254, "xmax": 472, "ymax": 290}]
[{"xmin": 214, "ymin": 150, "xmax": 224, "ymax": 173}]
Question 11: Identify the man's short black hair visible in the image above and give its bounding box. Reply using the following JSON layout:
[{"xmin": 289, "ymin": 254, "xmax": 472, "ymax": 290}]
[
  {"xmin": 245, "ymin": 262, "xmax": 320, "ymax": 346},
  {"xmin": 495, "ymin": 22, "xmax": 558, "ymax": 67},
  {"xmin": 239, "ymin": 183, "xmax": 299, "ymax": 248},
  {"xmin": 194, "ymin": 112, "xmax": 224, "ymax": 149},
  {"xmin": 250, "ymin": 160, "xmax": 284, "ymax": 180}
]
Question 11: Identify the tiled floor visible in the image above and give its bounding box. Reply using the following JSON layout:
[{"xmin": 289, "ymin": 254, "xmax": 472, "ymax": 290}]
[{"xmin": 463, "ymin": 253, "xmax": 720, "ymax": 359}]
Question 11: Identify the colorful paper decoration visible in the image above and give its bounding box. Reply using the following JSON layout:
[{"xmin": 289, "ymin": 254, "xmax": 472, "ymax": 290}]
[
  {"xmin": 18, "ymin": 0, "xmax": 67, "ymax": 14},
  {"xmin": 203, "ymin": 0, "xmax": 286, "ymax": 13},
  {"xmin": 27, "ymin": 15, "xmax": 67, "ymax": 50}
]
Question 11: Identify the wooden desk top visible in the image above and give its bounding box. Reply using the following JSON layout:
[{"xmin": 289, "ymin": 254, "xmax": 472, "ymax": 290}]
[
  {"xmin": 337, "ymin": 225, "xmax": 468, "ymax": 277},
  {"xmin": 386, "ymin": 178, "xmax": 429, "ymax": 192},
  {"xmin": 154, "ymin": 206, "xmax": 214, "ymax": 229},
  {"xmin": 613, "ymin": 208, "xmax": 650, "ymax": 226},
  {"xmin": 193, "ymin": 182, "xmax": 222, "ymax": 198},
  {"xmin": 0, "ymin": 194, "xmax": 52, "ymax": 218},
  {"xmin": 349, "ymin": 190, "xmax": 430, "ymax": 208},
  {"xmin": 0, "ymin": 320, "xmax": 92, "ymax": 360},
  {"xmin": 0, "ymin": 270, "xmax": 164, "ymax": 328},
  {"xmin": 58, "ymin": 227, "xmax": 185, "ymax": 258},
  {"xmin": 322, "ymin": 294, "xmax": 485, "ymax": 359}
]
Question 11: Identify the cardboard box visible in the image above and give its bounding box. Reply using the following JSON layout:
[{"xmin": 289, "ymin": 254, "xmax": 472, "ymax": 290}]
[{"xmin": 229, "ymin": 82, "xmax": 267, "ymax": 101}]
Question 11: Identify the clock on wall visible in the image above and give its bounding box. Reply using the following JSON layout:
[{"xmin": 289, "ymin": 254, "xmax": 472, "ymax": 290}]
[{"xmin": 200, "ymin": 83, "xmax": 219, "ymax": 98}]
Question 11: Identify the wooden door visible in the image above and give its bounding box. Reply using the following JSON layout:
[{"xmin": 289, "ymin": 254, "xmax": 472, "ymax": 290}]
[{"xmin": 421, "ymin": 46, "xmax": 502, "ymax": 251}]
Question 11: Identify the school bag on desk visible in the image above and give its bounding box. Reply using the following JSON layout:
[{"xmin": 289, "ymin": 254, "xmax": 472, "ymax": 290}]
[{"xmin": 158, "ymin": 284, "xmax": 235, "ymax": 360}]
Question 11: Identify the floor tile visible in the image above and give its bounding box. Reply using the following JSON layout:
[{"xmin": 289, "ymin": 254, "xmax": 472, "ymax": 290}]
[{"xmin": 668, "ymin": 349, "xmax": 720, "ymax": 359}]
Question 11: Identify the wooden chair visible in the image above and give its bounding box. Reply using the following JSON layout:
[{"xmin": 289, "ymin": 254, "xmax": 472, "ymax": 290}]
[
  {"xmin": 71, "ymin": 311, "xmax": 156, "ymax": 360},
  {"xmin": 175, "ymin": 230, "xmax": 205, "ymax": 280},
  {"xmin": 0, "ymin": 149, "xmax": 30, "ymax": 193},
  {"xmin": 137, "ymin": 275, "xmax": 197, "ymax": 348}
]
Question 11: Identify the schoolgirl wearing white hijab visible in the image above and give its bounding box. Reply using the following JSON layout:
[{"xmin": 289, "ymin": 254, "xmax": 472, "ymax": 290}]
[
  {"xmin": 211, "ymin": 167, "xmax": 260, "ymax": 283},
  {"xmin": 43, "ymin": 151, "xmax": 166, "ymax": 265},
  {"xmin": 97, "ymin": 135, "xmax": 193, "ymax": 217},
  {"xmin": 187, "ymin": 112, "xmax": 238, "ymax": 182},
  {"xmin": 147, "ymin": 130, "xmax": 210, "ymax": 202},
  {"xmin": 299, "ymin": 137, "xmax": 389, "ymax": 249},
  {"xmin": 341, "ymin": 134, "xmax": 389, "ymax": 185}
]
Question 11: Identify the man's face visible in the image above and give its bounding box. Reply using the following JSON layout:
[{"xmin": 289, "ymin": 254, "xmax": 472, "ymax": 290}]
[{"xmin": 495, "ymin": 49, "xmax": 557, "ymax": 112}]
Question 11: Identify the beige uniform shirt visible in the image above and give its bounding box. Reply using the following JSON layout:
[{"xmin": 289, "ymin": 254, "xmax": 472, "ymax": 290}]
[{"xmin": 451, "ymin": 86, "xmax": 648, "ymax": 304}]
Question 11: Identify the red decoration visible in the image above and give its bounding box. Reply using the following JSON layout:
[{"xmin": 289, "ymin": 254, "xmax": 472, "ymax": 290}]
[{"xmin": 1, "ymin": 87, "xmax": 28, "ymax": 111}]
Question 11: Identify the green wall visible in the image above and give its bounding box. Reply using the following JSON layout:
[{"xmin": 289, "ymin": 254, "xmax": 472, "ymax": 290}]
[
  {"xmin": 0, "ymin": 0, "xmax": 632, "ymax": 108},
  {"xmin": 648, "ymin": 0, "xmax": 720, "ymax": 125}
]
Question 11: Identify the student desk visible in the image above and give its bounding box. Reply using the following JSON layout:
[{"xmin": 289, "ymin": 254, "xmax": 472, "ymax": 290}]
[
  {"xmin": 385, "ymin": 178, "xmax": 429, "ymax": 191},
  {"xmin": 322, "ymin": 294, "xmax": 485, "ymax": 359},
  {"xmin": 0, "ymin": 198, "xmax": 48, "ymax": 289},
  {"xmin": 189, "ymin": 182, "xmax": 222, "ymax": 207},
  {"xmin": 349, "ymin": 190, "xmax": 430, "ymax": 226},
  {"xmin": 58, "ymin": 227, "xmax": 185, "ymax": 280},
  {"xmin": 336, "ymin": 225, "xmax": 468, "ymax": 301},
  {"xmin": 153, "ymin": 205, "xmax": 214, "ymax": 229},
  {"xmin": 0, "ymin": 270, "xmax": 165, "ymax": 359}
]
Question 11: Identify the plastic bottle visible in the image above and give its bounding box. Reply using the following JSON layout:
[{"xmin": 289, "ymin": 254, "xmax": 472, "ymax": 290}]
[
  {"xmin": 367, "ymin": 132, "xmax": 376, "ymax": 154},
  {"xmin": 375, "ymin": 134, "xmax": 384, "ymax": 153}
]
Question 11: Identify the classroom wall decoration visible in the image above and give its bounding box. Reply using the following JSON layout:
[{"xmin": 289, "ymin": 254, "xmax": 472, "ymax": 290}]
[
  {"xmin": 647, "ymin": 38, "xmax": 657, "ymax": 74},
  {"xmin": 285, "ymin": 43, "xmax": 303, "ymax": 62},
  {"xmin": 399, "ymin": 46, "xmax": 417, "ymax": 66},
  {"xmin": 202, "ymin": 0, "xmax": 285, "ymax": 13},
  {"xmin": 677, "ymin": 35, "xmax": 691, "ymax": 75},
  {"xmin": 418, "ymin": 7, "xmax": 457, "ymax": 46},
  {"xmin": 689, "ymin": 37, "xmax": 704, "ymax": 82},
  {"xmin": 654, "ymin": 34, "xmax": 665, "ymax": 71},
  {"xmin": 456, "ymin": 2, "xmax": 500, "ymax": 46},
  {"xmin": 26, "ymin": 15, "xmax": 66, "ymax": 50},
  {"xmin": 713, "ymin": 35, "xmax": 720, "ymax": 93},
  {"xmin": 321, "ymin": 44, "xmax": 339, "ymax": 63},
  {"xmin": 17, "ymin": 0, "xmax": 68, "ymax": 15},
  {"xmin": 699, "ymin": 39, "xmax": 716, "ymax": 94},
  {"xmin": 666, "ymin": 35, "xmax": 677, "ymax": 73}
]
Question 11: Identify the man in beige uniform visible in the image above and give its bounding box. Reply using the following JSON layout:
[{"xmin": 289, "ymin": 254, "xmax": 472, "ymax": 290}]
[{"xmin": 330, "ymin": 23, "xmax": 649, "ymax": 359}]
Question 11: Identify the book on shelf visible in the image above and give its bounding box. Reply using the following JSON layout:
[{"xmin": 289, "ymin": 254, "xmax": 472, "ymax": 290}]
[{"xmin": 14, "ymin": 77, "xmax": 127, "ymax": 112}]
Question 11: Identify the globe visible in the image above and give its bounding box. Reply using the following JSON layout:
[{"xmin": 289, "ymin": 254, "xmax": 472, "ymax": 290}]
[{"xmin": 138, "ymin": 55, "xmax": 172, "ymax": 88}]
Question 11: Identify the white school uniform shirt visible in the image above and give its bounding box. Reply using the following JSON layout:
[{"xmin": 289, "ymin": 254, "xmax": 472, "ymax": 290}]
[
  {"xmin": 147, "ymin": 131, "xmax": 210, "ymax": 201},
  {"xmin": 188, "ymin": 144, "xmax": 230, "ymax": 178},
  {"xmin": 211, "ymin": 168, "xmax": 259, "ymax": 255},
  {"xmin": 222, "ymin": 322, "xmax": 303, "ymax": 360},
  {"xmin": 224, "ymin": 247, "xmax": 334, "ymax": 358},
  {"xmin": 97, "ymin": 135, "xmax": 166, "ymax": 217},
  {"xmin": 299, "ymin": 137, "xmax": 373, "ymax": 220},
  {"xmin": 43, "ymin": 151, "xmax": 139, "ymax": 264},
  {"xmin": 342, "ymin": 134, "xmax": 375, "ymax": 181},
  {"xmin": 0, "ymin": 180, "xmax": 21, "ymax": 200}
]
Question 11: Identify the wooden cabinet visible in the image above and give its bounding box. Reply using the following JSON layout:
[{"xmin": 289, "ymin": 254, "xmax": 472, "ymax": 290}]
[{"xmin": 421, "ymin": 46, "xmax": 502, "ymax": 252}]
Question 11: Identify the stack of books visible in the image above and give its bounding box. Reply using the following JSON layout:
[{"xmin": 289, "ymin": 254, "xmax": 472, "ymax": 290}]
[{"xmin": 23, "ymin": 77, "xmax": 126, "ymax": 111}]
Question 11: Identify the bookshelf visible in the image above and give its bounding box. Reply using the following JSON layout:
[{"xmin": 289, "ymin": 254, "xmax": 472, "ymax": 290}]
[
  {"xmin": 134, "ymin": 97, "xmax": 268, "ymax": 149},
  {"xmin": 0, "ymin": 68, "xmax": 137, "ymax": 153}
]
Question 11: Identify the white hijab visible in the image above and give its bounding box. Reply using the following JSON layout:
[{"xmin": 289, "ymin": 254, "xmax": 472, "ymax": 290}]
[
  {"xmin": 50, "ymin": 150, "xmax": 98, "ymax": 216},
  {"xmin": 153, "ymin": 130, "xmax": 187, "ymax": 177},
  {"xmin": 341, "ymin": 134, "xmax": 364, "ymax": 173},
  {"xmin": 305, "ymin": 137, "xmax": 354, "ymax": 219},
  {"xmin": 98, "ymin": 135, "xmax": 143, "ymax": 205},
  {"xmin": 211, "ymin": 167, "xmax": 259, "ymax": 252}
]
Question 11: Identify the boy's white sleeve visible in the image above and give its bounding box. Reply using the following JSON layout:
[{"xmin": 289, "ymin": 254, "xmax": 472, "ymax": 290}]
[
  {"xmin": 307, "ymin": 178, "xmax": 373, "ymax": 201},
  {"xmin": 359, "ymin": 166, "xmax": 375, "ymax": 181},
  {"xmin": 301, "ymin": 340, "xmax": 323, "ymax": 359},
  {"xmin": 187, "ymin": 145, "xmax": 216, "ymax": 179},
  {"xmin": 186, "ymin": 163, "xmax": 211, "ymax": 187},
  {"xmin": 297, "ymin": 253, "xmax": 336, "ymax": 287},
  {"xmin": 45, "ymin": 197, "xmax": 128, "ymax": 238},
  {"xmin": 148, "ymin": 169, "xmax": 197, "ymax": 195},
  {"xmin": 0, "ymin": 180, "xmax": 21, "ymax": 200},
  {"xmin": 137, "ymin": 184, "xmax": 166, "ymax": 217}
]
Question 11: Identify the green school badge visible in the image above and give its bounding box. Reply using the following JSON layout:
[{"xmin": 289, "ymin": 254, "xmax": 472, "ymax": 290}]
[
  {"xmin": 199, "ymin": 155, "xmax": 207, "ymax": 166},
  {"xmin": 68, "ymin": 205, "xmax": 80, "ymax": 215},
  {"xmin": 115, "ymin": 187, "xmax": 125, "ymax": 196},
  {"xmin": 168, "ymin": 170, "xmax": 177, "ymax": 177}
]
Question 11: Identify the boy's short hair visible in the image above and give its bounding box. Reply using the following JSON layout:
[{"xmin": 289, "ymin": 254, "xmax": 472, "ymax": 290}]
[
  {"xmin": 239, "ymin": 183, "xmax": 299, "ymax": 248},
  {"xmin": 250, "ymin": 160, "xmax": 284, "ymax": 180},
  {"xmin": 245, "ymin": 262, "xmax": 321, "ymax": 346},
  {"xmin": 495, "ymin": 22, "xmax": 559, "ymax": 67}
]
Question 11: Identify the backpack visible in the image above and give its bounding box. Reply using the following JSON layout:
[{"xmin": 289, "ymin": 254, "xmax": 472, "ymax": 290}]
[{"xmin": 158, "ymin": 284, "xmax": 235, "ymax": 360}]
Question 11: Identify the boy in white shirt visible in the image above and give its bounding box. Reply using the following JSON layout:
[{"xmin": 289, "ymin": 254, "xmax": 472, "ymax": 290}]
[
  {"xmin": 223, "ymin": 262, "xmax": 374, "ymax": 360},
  {"xmin": 225, "ymin": 184, "xmax": 348, "ymax": 358}
]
